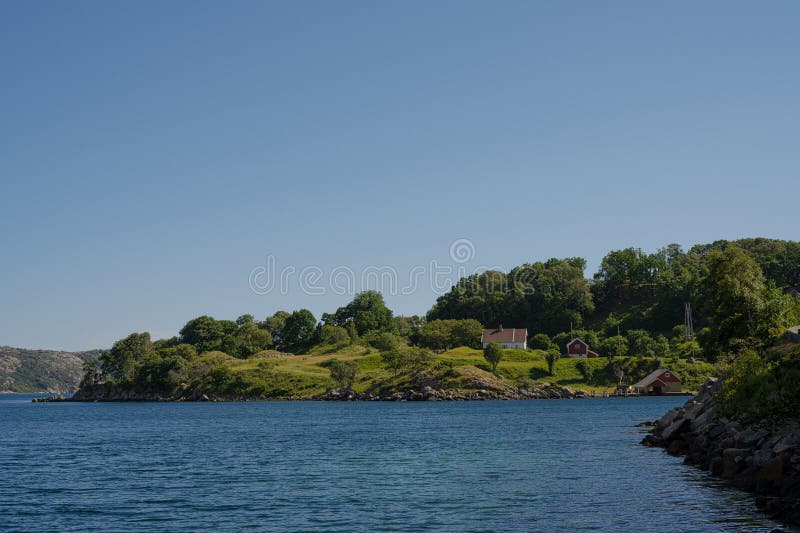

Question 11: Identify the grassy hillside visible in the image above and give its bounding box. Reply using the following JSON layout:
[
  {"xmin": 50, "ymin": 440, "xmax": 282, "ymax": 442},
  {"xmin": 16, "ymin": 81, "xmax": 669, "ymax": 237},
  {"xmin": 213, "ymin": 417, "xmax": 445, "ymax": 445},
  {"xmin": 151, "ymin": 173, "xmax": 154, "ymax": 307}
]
[
  {"xmin": 0, "ymin": 346, "xmax": 101, "ymax": 393},
  {"xmin": 438, "ymin": 347, "xmax": 715, "ymax": 392},
  {"xmin": 182, "ymin": 344, "xmax": 716, "ymax": 399}
]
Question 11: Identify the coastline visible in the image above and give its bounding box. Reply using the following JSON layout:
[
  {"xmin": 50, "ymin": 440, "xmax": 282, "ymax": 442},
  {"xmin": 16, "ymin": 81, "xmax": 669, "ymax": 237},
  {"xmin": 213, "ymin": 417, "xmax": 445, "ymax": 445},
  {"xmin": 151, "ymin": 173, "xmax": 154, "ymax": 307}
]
[
  {"xmin": 642, "ymin": 379, "xmax": 800, "ymax": 526},
  {"xmin": 35, "ymin": 386, "xmax": 692, "ymax": 403}
]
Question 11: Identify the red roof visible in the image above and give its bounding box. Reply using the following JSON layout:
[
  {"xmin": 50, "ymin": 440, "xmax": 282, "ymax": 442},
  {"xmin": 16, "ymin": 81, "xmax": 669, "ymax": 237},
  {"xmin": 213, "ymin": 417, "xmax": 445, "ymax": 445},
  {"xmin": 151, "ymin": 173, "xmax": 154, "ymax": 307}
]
[
  {"xmin": 634, "ymin": 369, "xmax": 681, "ymax": 388},
  {"xmin": 481, "ymin": 327, "xmax": 527, "ymax": 344}
]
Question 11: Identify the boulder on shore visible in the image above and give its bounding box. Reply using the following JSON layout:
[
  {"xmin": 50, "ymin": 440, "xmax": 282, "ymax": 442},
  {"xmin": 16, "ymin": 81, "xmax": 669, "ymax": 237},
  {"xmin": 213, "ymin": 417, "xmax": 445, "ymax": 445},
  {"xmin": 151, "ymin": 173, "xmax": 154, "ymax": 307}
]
[{"xmin": 641, "ymin": 378, "xmax": 800, "ymax": 526}]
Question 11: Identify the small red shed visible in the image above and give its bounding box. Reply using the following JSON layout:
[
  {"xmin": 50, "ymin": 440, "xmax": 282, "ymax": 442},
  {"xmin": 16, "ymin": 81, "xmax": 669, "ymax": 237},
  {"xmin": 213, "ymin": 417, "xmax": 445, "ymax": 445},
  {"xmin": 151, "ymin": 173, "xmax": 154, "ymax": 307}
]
[{"xmin": 566, "ymin": 338, "xmax": 598, "ymax": 358}]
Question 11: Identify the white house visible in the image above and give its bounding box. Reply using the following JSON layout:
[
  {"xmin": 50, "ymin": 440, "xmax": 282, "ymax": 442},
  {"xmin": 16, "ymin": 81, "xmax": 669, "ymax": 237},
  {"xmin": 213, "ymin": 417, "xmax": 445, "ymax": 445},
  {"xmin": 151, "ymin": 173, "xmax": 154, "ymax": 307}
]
[{"xmin": 481, "ymin": 325, "xmax": 527, "ymax": 350}]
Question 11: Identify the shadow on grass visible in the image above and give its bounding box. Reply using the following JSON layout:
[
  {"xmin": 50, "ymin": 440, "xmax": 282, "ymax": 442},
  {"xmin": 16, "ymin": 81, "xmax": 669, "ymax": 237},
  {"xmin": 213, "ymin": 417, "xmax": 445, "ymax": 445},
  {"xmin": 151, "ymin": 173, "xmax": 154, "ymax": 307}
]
[{"xmin": 529, "ymin": 367, "xmax": 550, "ymax": 380}]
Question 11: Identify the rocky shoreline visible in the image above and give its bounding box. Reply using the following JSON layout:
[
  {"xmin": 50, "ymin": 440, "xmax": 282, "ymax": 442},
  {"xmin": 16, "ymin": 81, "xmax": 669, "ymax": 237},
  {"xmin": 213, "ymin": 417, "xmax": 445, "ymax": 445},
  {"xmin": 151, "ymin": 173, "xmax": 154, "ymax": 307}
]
[
  {"xmin": 37, "ymin": 382, "xmax": 592, "ymax": 402},
  {"xmin": 642, "ymin": 379, "xmax": 800, "ymax": 526},
  {"xmin": 315, "ymin": 383, "xmax": 589, "ymax": 401}
]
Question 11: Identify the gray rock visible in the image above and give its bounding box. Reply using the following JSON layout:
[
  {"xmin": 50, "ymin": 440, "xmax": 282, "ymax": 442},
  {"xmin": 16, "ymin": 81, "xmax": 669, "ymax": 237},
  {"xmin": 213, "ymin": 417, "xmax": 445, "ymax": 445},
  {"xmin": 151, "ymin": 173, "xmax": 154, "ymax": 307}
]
[
  {"xmin": 722, "ymin": 448, "xmax": 752, "ymax": 478},
  {"xmin": 683, "ymin": 399, "xmax": 706, "ymax": 422},
  {"xmin": 661, "ymin": 417, "xmax": 689, "ymax": 441},
  {"xmin": 691, "ymin": 407, "xmax": 716, "ymax": 433},
  {"xmin": 724, "ymin": 421, "xmax": 742, "ymax": 433},
  {"xmin": 667, "ymin": 439, "xmax": 688, "ymax": 455},
  {"xmin": 708, "ymin": 423, "xmax": 727, "ymax": 439},
  {"xmin": 709, "ymin": 456, "xmax": 724, "ymax": 476},
  {"xmin": 755, "ymin": 456, "xmax": 784, "ymax": 491},
  {"xmin": 658, "ymin": 408, "xmax": 682, "ymax": 429},
  {"xmin": 774, "ymin": 434, "xmax": 800, "ymax": 455},
  {"xmin": 737, "ymin": 429, "xmax": 769, "ymax": 448},
  {"xmin": 753, "ymin": 447, "xmax": 776, "ymax": 468}
]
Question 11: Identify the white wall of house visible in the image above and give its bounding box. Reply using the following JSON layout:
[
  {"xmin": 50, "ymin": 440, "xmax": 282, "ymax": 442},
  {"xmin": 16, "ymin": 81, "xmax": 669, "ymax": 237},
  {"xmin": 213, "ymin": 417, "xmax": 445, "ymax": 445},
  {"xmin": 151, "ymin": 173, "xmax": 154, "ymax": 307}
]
[{"xmin": 483, "ymin": 342, "xmax": 526, "ymax": 350}]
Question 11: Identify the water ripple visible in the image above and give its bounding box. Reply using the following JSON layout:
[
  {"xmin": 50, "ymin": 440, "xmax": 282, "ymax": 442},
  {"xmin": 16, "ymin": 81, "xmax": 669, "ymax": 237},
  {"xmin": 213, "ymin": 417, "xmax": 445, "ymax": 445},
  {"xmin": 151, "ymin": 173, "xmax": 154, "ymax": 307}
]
[{"xmin": 0, "ymin": 395, "xmax": 793, "ymax": 532}]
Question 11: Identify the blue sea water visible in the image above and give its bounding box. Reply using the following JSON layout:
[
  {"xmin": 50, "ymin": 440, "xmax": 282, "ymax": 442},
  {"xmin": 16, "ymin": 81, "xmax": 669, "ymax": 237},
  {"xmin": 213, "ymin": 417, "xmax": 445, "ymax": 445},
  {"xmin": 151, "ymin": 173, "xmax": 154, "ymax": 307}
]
[{"xmin": 0, "ymin": 395, "xmax": 792, "ymax": 532}]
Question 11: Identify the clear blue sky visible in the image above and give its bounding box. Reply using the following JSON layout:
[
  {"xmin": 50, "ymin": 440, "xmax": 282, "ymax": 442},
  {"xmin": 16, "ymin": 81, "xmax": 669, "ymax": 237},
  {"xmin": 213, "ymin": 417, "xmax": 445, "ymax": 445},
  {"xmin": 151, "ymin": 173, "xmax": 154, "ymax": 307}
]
[{"xmin": 2, "ymin": 1, "xmax": 798, "ymax": 350}]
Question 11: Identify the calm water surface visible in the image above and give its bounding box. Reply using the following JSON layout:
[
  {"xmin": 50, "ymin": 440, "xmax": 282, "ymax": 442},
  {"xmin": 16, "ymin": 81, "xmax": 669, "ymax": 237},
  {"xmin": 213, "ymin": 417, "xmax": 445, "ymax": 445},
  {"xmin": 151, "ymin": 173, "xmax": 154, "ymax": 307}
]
[{"xmin": 0, "ymin": 395, "xmax": 792, "ymax": 532}]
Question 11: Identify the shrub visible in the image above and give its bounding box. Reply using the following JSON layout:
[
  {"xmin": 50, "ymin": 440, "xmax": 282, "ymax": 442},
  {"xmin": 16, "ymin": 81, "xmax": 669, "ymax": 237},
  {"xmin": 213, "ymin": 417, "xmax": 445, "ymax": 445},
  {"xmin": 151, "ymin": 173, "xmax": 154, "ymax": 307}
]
[
  {"xmin": 483, "ymin": 343, "xmax": 503, "ymax": 372},
  {"xmin": 714, "ymin": 350, "xmax": 800, "ymax": 426},
  {"xmin": 381, "ymin": 346, "xmax": 434, "ymax": 375},
  {"xmin": 320, "ymin": 325, "xmax": 350, "ymax": 346},
  {"xmin": 365, "ymin": 331, "xmax": 400, "ymax": 352},
  {"xmin": 529, "ymin": 333, "xmax": 555, "ymax": 351},
  {"xmin": 575, "ymin": 359, "xmax": 593, "ymax": 382},
  {"xmin": 324, "ymin": 359, "xmax": 359, "ymax": 390},
  {"xmin": 436, "ymin": 359, "xmax": 458, "ymax": 378},
  {"xmin": 545, "ymin": 348, "xmax": 559, "ymax": 376}
]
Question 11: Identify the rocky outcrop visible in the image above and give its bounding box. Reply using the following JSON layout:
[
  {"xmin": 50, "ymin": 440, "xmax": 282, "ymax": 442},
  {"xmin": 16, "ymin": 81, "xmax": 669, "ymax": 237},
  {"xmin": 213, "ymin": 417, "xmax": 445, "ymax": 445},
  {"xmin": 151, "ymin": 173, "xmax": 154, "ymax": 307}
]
[
  {"xmin": 69, "ymin": 383, "xmax": 166, "ymax": 402},
  {"xmin": 315, "ymin": 382, "xmax": 583, "ymax": 401},
  {"xmin": 59, "ymin": 366, "xmax": 590, "ymax": 402},
  {"xmin": 642, "ymin": 378, "xmax": 800, "ymax": 526}
]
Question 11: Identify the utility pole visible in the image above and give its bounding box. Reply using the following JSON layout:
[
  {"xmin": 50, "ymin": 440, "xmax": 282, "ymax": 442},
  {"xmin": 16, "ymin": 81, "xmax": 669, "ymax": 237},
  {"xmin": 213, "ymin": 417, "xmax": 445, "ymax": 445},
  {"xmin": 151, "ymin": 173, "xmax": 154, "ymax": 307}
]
[
  {"xmin": 684, "ymin": 303, "xmax": 694, "ymax": 341},
  {"xmin": 684, "ymin": 302, "xmax": 697, "ymax": 359}
]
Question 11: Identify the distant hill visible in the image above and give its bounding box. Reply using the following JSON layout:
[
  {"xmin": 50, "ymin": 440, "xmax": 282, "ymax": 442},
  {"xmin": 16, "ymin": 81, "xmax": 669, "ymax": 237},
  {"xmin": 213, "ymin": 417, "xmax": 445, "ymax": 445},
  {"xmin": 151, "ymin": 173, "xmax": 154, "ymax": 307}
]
[{"xmin": 0, "ymin": 346, "xmax": 103, "ymax": 393}]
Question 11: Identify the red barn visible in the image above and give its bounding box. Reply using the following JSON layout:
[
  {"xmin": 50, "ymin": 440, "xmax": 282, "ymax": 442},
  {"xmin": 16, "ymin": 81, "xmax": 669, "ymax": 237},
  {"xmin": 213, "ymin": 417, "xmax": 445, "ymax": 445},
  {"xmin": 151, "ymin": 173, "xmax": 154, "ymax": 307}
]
[
  {"xmin": 566, "ymin": 337, "xmax": 598, "ymax": 358},
  {"xmin": 633, "ymin": 369, "xmax": 682, "ymax": 395}
]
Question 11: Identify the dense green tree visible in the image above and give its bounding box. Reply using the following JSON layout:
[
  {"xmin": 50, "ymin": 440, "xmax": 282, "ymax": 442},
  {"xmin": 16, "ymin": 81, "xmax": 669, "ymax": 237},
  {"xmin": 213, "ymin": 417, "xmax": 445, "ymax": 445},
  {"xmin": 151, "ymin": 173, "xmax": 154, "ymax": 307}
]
[
  {"xmin": 179, "ymin": 316, "xmax": 224, "ymax": 353},
  {"xmin": 236, "ymin": 314, "xmax": 255, "ymax": 326},
  {"xmin": 319, "ymin": 324, "xmax": 350, "ymax": 345},
  {"xmin": 365, "ymin": 331, "xmax": 401, "ymax": 352},
  {"xmin": 591, "ymin": 247, "xmax": 671, "ymax": 332},
  {"xmin": 650, "ymin": 250, "xmax": 707, "ymax": 332},
  {"xmin": 427, "ymin": 270, "xmax": 512, "ymax": 325},
  {"xmin": 483, "ymin": 342, "xmax": 503, "ymax": 372},
  {"xmin": 100, "ymin": 332, "xmax": 153, "ymax": 381},
  {"xmin": 264, "ymin": 311, "xmax": 290, "ymax": 347},
  {"xmin": 134, "ymin": 352, "xmax": 188, "ymax": 392},
  {"xmin": 450, "ymin": 319, "xmax": 483, "ymax": 348},
  {"xmin": 626, "ymin": 329, "xmax": 654, "ymax": 356},
  {"xmin": 600, "ymin": 335, "xmax": 628, "ymax": 358},
  {"xmin": 528, "ymin": 333, "xmax": 555, "ymax": 351},
  {"xmin": 230, "ymin": 322, "xmax": 272, "ymax": 358},
  {"xmin": 594, "ymin": 247, "xmax": 668, "ymax": 293},
  {"xmin": 280, "ymin": 309, "xmax": 317, "ymax": 352},
  {"xmin": 650, "ymin": 334, "xmax": 671, "ymax": 358},
  {"xmin": 511, "ymin": 258, "xmax": 595, "ymax": 334},
  {"xmin": 733, "ymin": 238, "xmax": 800, "ymax": 291},
  {"xmin": 380, "ymin": 346, "xmax": 434, "ymax": 376},
  {"xmin": 417, "ymin": 319, "xmax": 483, "ymax": 351},
  {"xmin": 394, "ymin": 315, "xmax": 423, "ymax": 343},
  {"xmin": 698, "ymin": 246, "xmax": 787, "ymax": 356},
  {"xmin": 218, "ymin": 320, "xmax": 238, "ymax": 337},
  {"xmin": 417, "ymin": 320, "xmax": 452, "ymax": 351},
  {"xmin": 421, "ymin": 239, "xmax": 800, "ymax": 356},
  {"xmin": 152, "ymin": 336, "xmax": 180, "ymax": 350},
  {"xmin": 427, "ymin": 259, "xmax": 593, "ymax": 337},
  {"xmin": 174, "ymin": 344, "xmax": 197, "ymax": 360},
  {"xmin": 327, "ymin": 291, "xmax": 395, "ymax": 335}
]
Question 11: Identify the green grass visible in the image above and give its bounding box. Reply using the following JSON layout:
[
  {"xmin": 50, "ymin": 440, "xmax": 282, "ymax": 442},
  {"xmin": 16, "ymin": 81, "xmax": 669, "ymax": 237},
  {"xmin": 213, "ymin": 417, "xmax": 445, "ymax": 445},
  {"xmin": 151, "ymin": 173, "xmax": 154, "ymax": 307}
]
[{"xmin": 185, "ymin": 344, "xmax": 716, "ymax": 399}]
